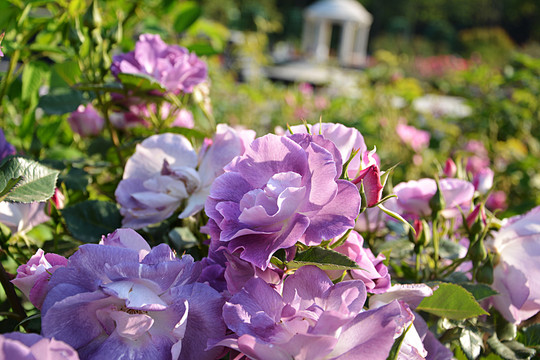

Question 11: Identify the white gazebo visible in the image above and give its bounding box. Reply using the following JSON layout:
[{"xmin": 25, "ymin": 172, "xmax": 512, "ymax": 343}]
[{"xmin": 302, "ymin": 0, "xmax": 372, "ymax": 67}]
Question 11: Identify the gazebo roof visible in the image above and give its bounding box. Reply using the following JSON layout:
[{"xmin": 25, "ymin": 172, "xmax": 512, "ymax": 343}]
[{"xmin": 305, "ymin": 0, "xmax": 372, "ymax": 24}]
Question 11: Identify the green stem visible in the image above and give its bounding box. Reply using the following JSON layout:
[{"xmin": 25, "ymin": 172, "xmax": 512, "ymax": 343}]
[
  {"xmin": 96, "ymin": 94, "xmax": 124, "ymax": 166},
  {"xmin": 432, "ymin": 218, "xmax": 440, "ymax": 278}
]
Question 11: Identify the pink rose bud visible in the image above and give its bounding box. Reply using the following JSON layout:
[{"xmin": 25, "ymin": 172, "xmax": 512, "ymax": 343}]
[
  {"xmin": 486, "ymin": 191, "xmax": 507, "ymax": 212},
  {"xmin": 466, "ymin": 204, "xmax": 486, "ymax": 231},
  {"xmin": 472, "ymin": 168, "xmax": 494, "ymax": 194},
  {"xmin": 68, "ymin": 104, "xmax": 105, "ymax": 136},
  {"xmin": 11, "ymin": 249, "xmax": 67, "ymax": 309},
  {"xmin": 352, "ymin": 164, "xmax": 383, "ymax": 207},
  {"xmin": 47, "ymin": 188, "xmax": 65, "ymax": 214},
  {"xmin": 443, "ymin": 158, "xmax": 457, "ymax": 178}
]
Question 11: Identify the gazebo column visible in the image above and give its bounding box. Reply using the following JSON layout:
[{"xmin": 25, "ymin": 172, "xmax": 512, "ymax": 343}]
[
  {"xmin": 352, "ymin": 25, "xmax": 370, "ymax": 66},
  {"xmin": 301, "ymin": 19, "xmax": 314, "ymax": 54},
  {"xmin": 338, "ymin": 21, "xmax": 356, "ymax": 66},
  {"xmin": 313, "ymin": 20, "xmax": 331, "ymax": 62}
]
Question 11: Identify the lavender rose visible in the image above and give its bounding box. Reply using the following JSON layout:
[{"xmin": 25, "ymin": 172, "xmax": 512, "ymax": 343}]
[
  {"xmin": 0, "ymin": 332, "xmax": 79, "ymax": 360},
  {"xmin": 491, "ymin": 206, "xmax": 540, "ymax": 324},
  {"xmin": 393, "ymin": 178, "xmax": 474, "ymax": 219},
  {"xmin": 111, "ymin": 33, "xmax": 206, "ymax": 94},
  {"xmin": 116, "ymin": 125, "xmax": 253, "ymax": 228},
  {"xmin": 41, "ymin": 229, "xmax": 226, "ymax": 360},
  {"xmin": 213, "ymin": 266, "xmax": 410, "ymax": 360},
  {"xmin": 205, "ymin": 133, "xmax": 361, "ymax": 270}
]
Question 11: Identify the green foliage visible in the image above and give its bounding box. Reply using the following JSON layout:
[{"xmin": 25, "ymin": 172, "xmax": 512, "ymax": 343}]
[
  {"xmin": 62, "ymin": 200, "xmax": 122, "ymax": 243},
  {"xmin": 285, "ymin": 247, "xmax": 361, "ymax": 271},
  {"xmin": 417, "ymin": 283, "xmax": 489, "ymax": 320},
  {"xmin": 0, "ymin": 157, "xmax": 59, "ymax": 203}
]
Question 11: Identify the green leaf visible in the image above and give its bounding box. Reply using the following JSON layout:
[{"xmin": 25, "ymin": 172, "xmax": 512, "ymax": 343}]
[
  {"xmin": 75, "ymin": 82, "xmax": 124, "ymax": 93},
  {"xmin": 460, "ymin": 328, "xmax": 483, "ymax": 360},
  {"xmin": 173, "ymin": 1, "xmax": 202, "ymax": 33},
  {"xmin": 117, "ymin": 73, "xmax": 166, "ymax": 93},
  {"xmin": 53, "ymin": 61, "xmax": 82, "ymax": 86},
  {"xmin": 186, "ymin": 42, "xmax": 220, "ymax": 56},
  {"xmin": 62, "ymin": 200, "xmax": 121, "ymax": 243},
  {"xmin": 416, "ymin": 283, "xmax": 489, "ymax": 320},
  {"xmin": 58, "ymin": 168, "xmax": 91, "ymax": 191},
  {"xmin": 161, "ymin": 126, "xmax": 210, "ymax": 140},
  {"xmin": 0, "ymin": 157, "xmax": 59, "ymax": 203},
  {"xmin": 169, "ymin": 227, "xmax": 198, "ymax": 249},
  {"xmin": 488, "ymin": 335, "xmax": 536, "ymax": 360},
  {"xmin": 22, "ymin": 61, "xmax": 48, "ymax": 103},
  {"xmin": 517, "ymin": 324, "xmax": 540, "ymax": 349},
  {"xmin": 460, "ymin": 283, "xmax": 498, "ymax": 301},
  {"xmin": 287, "ymin": 247, "xmax": 360, "ymax": 271},
  {"xmin": 386, "ymin": 323, "xmax": 411, "ymax": 360},
  {"xmin": 0, "ymin": 176, "xmax": 23, "ymax": 202},
  {"xmin": 378, "ymin": 203, "xmax": 416, "ymax": 235},
  {"xmin": 38, "ymin": 88, "xmax": 84, "ymax": 115}
]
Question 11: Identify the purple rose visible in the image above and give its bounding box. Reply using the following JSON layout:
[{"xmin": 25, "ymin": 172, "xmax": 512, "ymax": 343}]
[
  {"xmin": 205, "ymin": 133, "xmax": 361, "ymax": 269},
  {"xmin": 68, "ymin": 104, "xmax": 105, "ymax": 136},
  {"xmin": 41, "ymin": 229, "xmax": 226, "ymax": 360},
  {"xmin": 288, "ymin": 122, "xmax": 367, "ymax": 178},
  {"xmin": 396, "ymin": 123, "xmax": 430, "ymax": 152},
  {"xmin": 11, "ymin": 249, "xmax": 67, "ymax": 309},
  {"xmin": 111, "ymin": 33, "xmax": 206, "ymax": 94},
  {"xmin": 329, "ymin": 231, "xmax": 390, "ymax": 294},
  {"xmin": 0, "ymin": 202, "xmax": 50, "ymax": 235},
  {"xmin": 0, "ymin": 332, "xmax": 79, "ymax": 360},
  {"xmin": 116, "ymin": 125, "xmax": 252, "ymax": 228},
  {"xmin": 370, "ymin": 284, "xmax": 453, "ymax": 360},
  {"xmin": 393, "ymin": 178, "xmax": 474, "ymax": 219},
  {"xmin": 491, "ymin": 206, "xmax": 540, "ymax": 323},
  {"xmin": 213, "ymin": 266, "xmax": 410, "ymax": 360},
  {"xmin": 0, "ymin": 129, "xmax": 16, "ymax": 161}
]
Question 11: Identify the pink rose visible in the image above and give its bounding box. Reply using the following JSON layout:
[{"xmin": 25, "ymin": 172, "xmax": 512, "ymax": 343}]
[{"xmin": 11, "ymin": 249, "xmax": 67, "ymax": 309}]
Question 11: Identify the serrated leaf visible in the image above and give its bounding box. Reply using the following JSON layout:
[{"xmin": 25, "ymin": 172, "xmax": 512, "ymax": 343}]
[
  {"xmin": 488, "ymin": 335, "xmax": 536, "ymax": 360},
  {"xmin": 416, "ymin": 283, "xmax": 489, "ymax": 320},
  {"xmin": 62, "ymin": 200, "xmax": 121, "ymax": 243},
  {"xmin": 173, "ymin": 1, "xmax": 202, "ymax": 33},
  {"xmin": 287, "ymin": 247, "xmax": 360, "ymax": 271},
  {"xmin": 117, "ymin": 73, "xmax": 166, "ymax": 92},
  {"xmin": 460, "ymin": 328, "xmax": 483, "ymax": 360},
  {"xmin": 460, "ymin": 283, "xmax": 498, "ymax": 301},
  {"xmin": 0, "ymin": 157, "xmax": 59, "ymax": 203}
]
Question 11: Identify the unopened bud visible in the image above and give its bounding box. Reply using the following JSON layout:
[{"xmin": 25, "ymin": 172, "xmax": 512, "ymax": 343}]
[
  {"xmin": 429, "ymin": 177, "xmax": 446, "ymax": 217},
  {"xmin": 443, "ymin": 158, "xmax": 457, "ymax": 178},
  {"xmin": 83, "ymin": 0, "xmax": 103, "ymax": 31},
  {"xmin": 470, "ymin": 238, "xmax": 487, "ymax": 264},
  {"xmin": 477, "ymin": 260, "xmax": 493, "ymax": 285}
]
